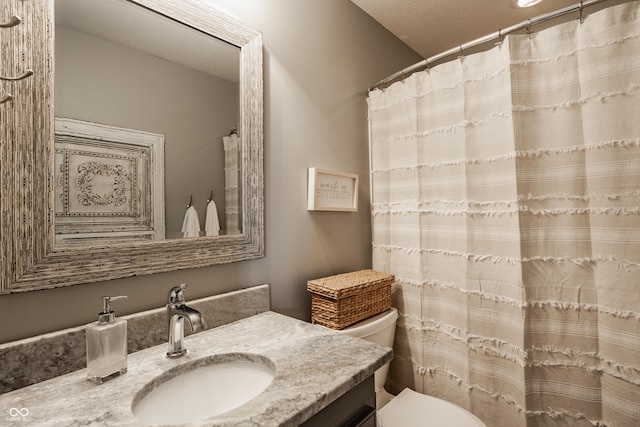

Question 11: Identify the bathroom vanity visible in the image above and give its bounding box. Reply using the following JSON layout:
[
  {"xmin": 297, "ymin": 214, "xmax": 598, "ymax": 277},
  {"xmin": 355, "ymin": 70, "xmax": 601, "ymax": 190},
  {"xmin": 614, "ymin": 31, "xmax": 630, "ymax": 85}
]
[{"xmin": 0, "ymin": 310, "xmax": 391, "ymax": 426}]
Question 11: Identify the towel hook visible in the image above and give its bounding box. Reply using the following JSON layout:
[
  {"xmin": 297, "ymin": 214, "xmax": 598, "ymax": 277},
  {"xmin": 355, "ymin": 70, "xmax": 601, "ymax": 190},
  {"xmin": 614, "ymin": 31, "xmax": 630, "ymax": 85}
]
[
  {"xmin": 0, "ymin": 93, "xmax": 13, "ymax": 104},
  {"xmin": 207, "ymin": 191, "xmax": 214, "ymax": 203},
  {"xmin": 0, "ymin": 15, "xmax": 22, "ymax": 28},
  {"xmin": 187, "ymin": 195, "xmax": 193, "ymax": 208},
  {"xmin": 0, "ymin": 69, "xmax": 33, "ymax": 81}
]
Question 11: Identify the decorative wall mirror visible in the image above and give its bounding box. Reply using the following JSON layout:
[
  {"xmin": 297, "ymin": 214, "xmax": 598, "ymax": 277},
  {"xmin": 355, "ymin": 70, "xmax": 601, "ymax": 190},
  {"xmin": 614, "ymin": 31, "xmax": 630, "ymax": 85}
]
[{"xmin": 0, "ymin": 0, "xmax": 264, "ymax": 293}]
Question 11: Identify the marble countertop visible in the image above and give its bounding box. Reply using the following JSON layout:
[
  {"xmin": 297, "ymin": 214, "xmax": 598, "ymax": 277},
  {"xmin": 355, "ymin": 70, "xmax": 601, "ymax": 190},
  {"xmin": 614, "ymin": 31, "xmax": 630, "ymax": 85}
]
[{"xmin": 0, "ymin": 311, "xmax": 392, "ymax": 426}]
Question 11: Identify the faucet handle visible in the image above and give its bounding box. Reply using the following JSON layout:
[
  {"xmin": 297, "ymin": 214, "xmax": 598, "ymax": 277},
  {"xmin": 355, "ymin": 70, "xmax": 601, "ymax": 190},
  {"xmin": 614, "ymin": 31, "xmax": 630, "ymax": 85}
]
[{"xmin": 167, "ymin": 284, "xmax": 188, "ymax": 305}]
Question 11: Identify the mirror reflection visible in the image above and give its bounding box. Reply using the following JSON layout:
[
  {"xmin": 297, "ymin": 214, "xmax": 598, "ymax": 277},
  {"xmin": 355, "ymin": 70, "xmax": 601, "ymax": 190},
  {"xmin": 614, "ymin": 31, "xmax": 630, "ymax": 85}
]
[{"xmin": 54, "ymin": 0, "xmax": 242, "ymax": 245}]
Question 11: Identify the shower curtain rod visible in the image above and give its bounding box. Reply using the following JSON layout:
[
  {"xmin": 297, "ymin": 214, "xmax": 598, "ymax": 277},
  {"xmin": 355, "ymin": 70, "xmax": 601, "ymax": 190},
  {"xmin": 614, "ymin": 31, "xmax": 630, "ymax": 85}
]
[{"xmin": 369, "ymin": 0, "xmax": 623, "ymax": 91}]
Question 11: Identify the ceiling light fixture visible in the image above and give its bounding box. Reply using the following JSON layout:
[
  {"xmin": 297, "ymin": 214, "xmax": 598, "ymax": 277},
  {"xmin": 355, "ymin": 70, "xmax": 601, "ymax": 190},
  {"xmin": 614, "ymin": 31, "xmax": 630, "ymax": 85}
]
[{"xmin": 517, "ymin": 0, "xmax": 543, "ymax": 7}]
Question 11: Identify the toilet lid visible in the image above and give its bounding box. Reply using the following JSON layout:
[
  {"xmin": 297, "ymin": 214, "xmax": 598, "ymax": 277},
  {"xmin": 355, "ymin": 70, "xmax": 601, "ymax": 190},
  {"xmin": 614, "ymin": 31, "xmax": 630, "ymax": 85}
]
[{"xmin": 377, "ymin": 388, "xmax": 486, "ymax": 427}]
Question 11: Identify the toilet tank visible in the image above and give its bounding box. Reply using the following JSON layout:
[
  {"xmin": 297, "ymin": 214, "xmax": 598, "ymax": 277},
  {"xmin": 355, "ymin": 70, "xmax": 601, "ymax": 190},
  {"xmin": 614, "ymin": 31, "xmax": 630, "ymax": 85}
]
[
  {"xmin": 334, "ymin": 307, "xmax": 399, "ymax": 409},
  {"xmin": 336, "ymin": 308, "xmax": 398, "ymax": 348}
]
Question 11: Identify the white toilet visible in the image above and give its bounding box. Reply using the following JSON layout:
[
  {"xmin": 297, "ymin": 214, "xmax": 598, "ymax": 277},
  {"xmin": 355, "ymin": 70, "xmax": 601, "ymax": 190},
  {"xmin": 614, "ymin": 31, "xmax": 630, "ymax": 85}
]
[{"xmin": 336, "ymin": 308, "xmax": 486, "ymax": 427}]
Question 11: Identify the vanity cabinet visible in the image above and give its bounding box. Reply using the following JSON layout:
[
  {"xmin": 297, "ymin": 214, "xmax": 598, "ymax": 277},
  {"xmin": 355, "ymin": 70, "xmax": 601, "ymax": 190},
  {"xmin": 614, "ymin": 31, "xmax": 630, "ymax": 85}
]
[{"xmin": 301, "ymin": 375, "xmax": 377, "ymax": 427}]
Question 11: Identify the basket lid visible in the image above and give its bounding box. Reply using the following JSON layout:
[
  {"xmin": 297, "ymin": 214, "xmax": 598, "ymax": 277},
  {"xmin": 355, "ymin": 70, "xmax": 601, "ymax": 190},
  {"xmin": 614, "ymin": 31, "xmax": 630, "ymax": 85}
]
[{"xmin": 307, "ymin": 269, "xmax": 394, "ymax": 299}]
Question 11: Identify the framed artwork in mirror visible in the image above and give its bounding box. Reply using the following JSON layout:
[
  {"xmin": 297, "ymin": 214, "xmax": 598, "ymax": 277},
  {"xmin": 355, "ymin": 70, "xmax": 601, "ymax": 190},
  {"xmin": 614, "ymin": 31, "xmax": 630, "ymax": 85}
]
[{"xmin": 54, "ymin": 118, "xmax": 165, "ymax": 245}]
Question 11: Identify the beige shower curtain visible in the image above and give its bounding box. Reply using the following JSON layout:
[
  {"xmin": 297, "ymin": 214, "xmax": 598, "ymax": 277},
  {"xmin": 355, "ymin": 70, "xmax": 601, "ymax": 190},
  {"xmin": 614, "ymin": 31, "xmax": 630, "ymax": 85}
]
[{"xmin": 368, "ymin": 2, "xmax": 640, "ymax": 426}]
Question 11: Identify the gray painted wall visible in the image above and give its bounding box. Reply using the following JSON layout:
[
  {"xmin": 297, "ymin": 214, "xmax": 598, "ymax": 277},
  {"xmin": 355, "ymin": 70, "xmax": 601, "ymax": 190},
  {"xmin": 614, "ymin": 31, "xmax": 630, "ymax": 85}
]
[{"xmin": 0, "ymin": 0, "xmax": 420, "ymax": 343}]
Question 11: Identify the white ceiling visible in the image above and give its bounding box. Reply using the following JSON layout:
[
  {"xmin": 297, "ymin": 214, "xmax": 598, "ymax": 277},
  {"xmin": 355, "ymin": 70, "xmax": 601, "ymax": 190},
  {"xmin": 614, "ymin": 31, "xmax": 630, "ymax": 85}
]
[{"xmin": 350, "ymin": 0, "xmax": 577, "ymax": 59}]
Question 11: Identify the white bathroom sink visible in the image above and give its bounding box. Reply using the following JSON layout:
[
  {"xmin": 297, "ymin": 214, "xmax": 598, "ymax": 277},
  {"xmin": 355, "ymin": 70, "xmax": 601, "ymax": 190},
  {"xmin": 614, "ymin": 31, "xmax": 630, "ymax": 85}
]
[{"xmin": 131, "ymin": 353, "xmax": 275, "ymax": 425}]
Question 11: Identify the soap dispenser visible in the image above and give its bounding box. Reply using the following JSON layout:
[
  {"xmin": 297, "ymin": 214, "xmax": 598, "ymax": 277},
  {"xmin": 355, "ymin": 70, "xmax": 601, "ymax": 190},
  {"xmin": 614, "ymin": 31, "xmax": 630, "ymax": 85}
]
[{"xmin": 86, "ymin": 295, "xmax": 128, "ymax": 383}]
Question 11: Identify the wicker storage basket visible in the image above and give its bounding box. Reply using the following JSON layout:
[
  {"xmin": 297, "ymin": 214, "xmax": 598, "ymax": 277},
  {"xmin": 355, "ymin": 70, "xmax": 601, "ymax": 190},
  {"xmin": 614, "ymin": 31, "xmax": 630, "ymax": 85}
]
[{"xmin": 307, "ymin": 269, "xmax": 394, "ymax": 330}]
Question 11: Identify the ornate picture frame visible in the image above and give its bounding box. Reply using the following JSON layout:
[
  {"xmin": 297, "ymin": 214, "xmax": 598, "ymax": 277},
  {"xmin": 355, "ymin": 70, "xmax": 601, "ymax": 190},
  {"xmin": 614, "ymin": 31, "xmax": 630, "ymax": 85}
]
[{"xmin": 54, "ymin": 118, "xmax": 165, "ymax": 245}]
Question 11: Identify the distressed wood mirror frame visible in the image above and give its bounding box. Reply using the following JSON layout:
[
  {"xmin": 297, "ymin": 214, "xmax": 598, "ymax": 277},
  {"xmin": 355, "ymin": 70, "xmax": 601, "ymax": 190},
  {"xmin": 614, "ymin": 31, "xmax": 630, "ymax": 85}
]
[{"xmin": 0, "ymin": 0, "xmax": 264, "ymax": 293}]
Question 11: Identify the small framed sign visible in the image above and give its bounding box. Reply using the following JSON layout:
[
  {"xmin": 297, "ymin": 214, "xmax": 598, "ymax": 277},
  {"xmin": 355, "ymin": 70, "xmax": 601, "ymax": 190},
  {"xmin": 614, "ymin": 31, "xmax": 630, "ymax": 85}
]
[{"xmin": 308, "ymin": 168, "xmax": 359, "ymax": 212}]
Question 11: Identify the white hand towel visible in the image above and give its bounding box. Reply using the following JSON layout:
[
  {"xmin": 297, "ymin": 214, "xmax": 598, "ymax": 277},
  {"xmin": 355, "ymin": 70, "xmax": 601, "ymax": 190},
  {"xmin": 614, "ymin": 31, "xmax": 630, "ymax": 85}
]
[
  {"xmin": 205, "ymin": 200, "xmax": 220, "ymax": 236},
  {"xmin": 181, "ymin": 205, "xmax": 200, "ymax": 238}
]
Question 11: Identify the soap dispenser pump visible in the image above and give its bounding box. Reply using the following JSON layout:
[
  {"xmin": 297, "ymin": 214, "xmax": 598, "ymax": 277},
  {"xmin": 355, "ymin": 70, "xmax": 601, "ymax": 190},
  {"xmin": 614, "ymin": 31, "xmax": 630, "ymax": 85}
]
[{"xmin": 86, "ymin": 295, "xmax": 128, "ymax": 383}]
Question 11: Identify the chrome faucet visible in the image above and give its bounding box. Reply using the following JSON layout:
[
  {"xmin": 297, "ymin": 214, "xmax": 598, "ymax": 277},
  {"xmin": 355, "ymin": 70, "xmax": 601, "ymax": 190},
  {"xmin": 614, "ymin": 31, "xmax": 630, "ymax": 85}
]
[{"xmin": 166, "ymin": 284, "xmax": 206, "ymax": 358}]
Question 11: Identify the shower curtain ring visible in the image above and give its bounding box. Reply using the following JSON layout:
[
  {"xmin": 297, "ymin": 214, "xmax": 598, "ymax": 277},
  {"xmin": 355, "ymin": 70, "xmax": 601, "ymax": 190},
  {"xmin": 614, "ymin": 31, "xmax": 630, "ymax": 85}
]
[
  {"xmin": 495, "ymin": 29, "xmax": 504, "ymax": 47},
  {"xmin": 526, "ymin": 19, "xmax": 533, "ymax": 39},
  {"xmin": 457, "ymin": 45, "xmax": 464, "ymax": 62},
  {"xmin": 578, "ymin": 1, "xmax": 585, "ymax": 23}
]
